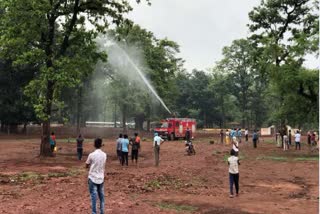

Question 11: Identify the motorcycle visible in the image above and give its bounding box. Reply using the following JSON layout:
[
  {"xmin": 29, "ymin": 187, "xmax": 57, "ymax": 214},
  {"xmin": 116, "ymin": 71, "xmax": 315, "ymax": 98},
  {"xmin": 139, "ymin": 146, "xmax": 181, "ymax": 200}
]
[{"xmin": 185, "ymin": 140, "xmax": 196, "ymax": 155}]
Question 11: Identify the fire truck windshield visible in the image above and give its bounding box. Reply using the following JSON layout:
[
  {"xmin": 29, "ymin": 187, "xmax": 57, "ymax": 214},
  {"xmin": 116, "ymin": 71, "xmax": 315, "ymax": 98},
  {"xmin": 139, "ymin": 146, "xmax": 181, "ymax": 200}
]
[{"xmin": 161, "ymin": 122, "xmax": 169, "ymax": 128}]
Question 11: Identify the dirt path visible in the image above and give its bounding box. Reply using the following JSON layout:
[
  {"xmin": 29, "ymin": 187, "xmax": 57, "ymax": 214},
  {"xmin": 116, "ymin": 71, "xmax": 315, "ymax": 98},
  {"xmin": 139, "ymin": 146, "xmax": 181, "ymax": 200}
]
[{"xmin": 0, "ymin": 137, "xmax": 318, "ymax": 213}]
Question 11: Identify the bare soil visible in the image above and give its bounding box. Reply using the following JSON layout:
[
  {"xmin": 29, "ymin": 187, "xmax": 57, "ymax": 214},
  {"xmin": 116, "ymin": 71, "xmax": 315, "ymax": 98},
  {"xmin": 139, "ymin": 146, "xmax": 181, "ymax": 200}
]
[{"xmin": 0, "ymin": 136, "xmax": 318, "ymax": 214}]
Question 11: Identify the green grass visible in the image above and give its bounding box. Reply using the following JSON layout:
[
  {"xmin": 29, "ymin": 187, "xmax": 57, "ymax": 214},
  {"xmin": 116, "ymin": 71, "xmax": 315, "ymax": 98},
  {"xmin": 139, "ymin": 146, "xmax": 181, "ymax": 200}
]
[
  {"xmin": 157, "ymin": 202, "xmax": 198, "ymax": 213},
  {"xmin": 145, "ymin": 175, "xmax": 183, "ymax": 190},
  {"xmin": 293, "ymin": 156, "xmax": 319, "ymax": 161},
  {"xmin": 256, "ymin": 156, "xmax": 288, "ymax": 161}
]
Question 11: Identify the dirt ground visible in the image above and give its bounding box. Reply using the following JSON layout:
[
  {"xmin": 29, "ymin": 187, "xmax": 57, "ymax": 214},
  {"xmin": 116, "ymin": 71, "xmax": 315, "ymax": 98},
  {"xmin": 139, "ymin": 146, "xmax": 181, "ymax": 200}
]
[{"xmin": 0, "ymin": 135, "xmax": 318, "ymax": 214}]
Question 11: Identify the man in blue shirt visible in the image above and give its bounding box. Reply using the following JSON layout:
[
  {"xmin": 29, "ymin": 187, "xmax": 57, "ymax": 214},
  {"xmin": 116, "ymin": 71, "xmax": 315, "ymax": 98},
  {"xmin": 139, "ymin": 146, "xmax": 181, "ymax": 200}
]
[{"xmin": 121, "ymin": 134, "xmax": 129, "ymax": 166}]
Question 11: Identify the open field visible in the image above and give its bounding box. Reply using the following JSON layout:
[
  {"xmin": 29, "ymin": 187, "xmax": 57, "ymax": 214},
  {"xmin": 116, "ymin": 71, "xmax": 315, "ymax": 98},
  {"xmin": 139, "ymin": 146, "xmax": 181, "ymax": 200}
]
[{"xmin": 0, "ymin": 136, "xmax": 318, "ymax": 214}]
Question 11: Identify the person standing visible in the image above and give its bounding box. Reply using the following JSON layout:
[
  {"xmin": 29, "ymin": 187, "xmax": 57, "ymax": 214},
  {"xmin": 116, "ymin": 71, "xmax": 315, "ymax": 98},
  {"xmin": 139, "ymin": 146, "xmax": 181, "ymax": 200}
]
[
  {"xmin": 288, "ymin": 130, "xmax": 292, "ymax": 146},
  {"xmin": 307, "ymin": 131, "xmax": 311, "ymax": 146},
  {"xmin": 252, "ymin": 130, "xmax": 258, "ymax": 148},
  {"xmin": 225, "ymin": 129, "xmax": 230, "ymax": 145},
  {"xmin": 232, "ymin": 136, "xmax": 239, "ymax": 156},
  {"xmin": 237, "ymin": 128, "xmax": 242, "ymax": 143},
  {"xmin": 220, "ymin": 129, "xmax": 224, "ymax": 144},
  {"xmin": 228, "ymin": 149, "xmax": 240, "ymax": 198},
  {"xmin": 76, "ymin": 134, "xmax": 84, "ymax": 160},
  {"xmin": 50, "ymin": 132, "xmax": 56, "ymax": 153},
  {"xmin": 185, "ymin": 127, "xmax": 191, "ymax": 141},
  {"xmin": 295, "ymin": 130, "xmax": 301, "ymax": 150},
  {"xmin": 121, "ymin": 135, "xmax": 129, "ymax": 166},
  {"xmin": 86, "ymin": 138, "xmax": 107, "ymax": 214},
  {"xmin": 311, "ymin": 131, "xmax": 316, "ymax": 146},
  {"xmin": 245, "ymin": 128, "xmax": 249, "ymax": 144},
  {"xmin": 116, "ymin": 134, "xmax": 123, "ymax": 164},
  {"xmin": 131, "ymin": 133, "xmax": 141, "ymax": 164},
  {"xmin": 153, "ymin": 133, "xmax": 164, "ymax": 167},
  {"xmin": 283, "ymin": 134, "xmax": 289, "ymax": 151}
]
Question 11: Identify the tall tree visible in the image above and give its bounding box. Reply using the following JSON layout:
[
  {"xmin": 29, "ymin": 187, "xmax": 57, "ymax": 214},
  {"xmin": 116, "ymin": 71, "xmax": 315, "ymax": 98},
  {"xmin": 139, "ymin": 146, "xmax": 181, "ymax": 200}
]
[{"xmin": 0, "ymin": 0, "xmax": 144, "ymax": 156}]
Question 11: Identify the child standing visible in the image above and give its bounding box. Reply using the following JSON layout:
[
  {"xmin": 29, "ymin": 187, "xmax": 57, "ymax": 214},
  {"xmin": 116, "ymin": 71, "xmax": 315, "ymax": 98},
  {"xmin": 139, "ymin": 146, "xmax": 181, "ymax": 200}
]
[{"xmin": 228, "ymin": 149, "xmax": 240, "ymax": 198}]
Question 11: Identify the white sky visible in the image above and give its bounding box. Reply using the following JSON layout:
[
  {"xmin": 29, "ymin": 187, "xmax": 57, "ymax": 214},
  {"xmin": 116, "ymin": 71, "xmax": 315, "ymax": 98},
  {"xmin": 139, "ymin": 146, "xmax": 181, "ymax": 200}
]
[{"xmin": 127, "ymin": 0, "xmax": 318, "ymax": 71}]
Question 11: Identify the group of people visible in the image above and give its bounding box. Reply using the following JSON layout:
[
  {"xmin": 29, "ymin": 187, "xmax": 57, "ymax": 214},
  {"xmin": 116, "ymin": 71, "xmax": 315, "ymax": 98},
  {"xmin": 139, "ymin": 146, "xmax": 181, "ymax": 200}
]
[
  {"xmin": 116, "ymin": 133, "xmax": 141, "ymax": 166},
  {"xmin": 220, "ymin": 128, "xmax": 260, "ymax": 148},
  {"xmin": 276, "ymin": 129, "xmax": 318, "ymax": 151}
]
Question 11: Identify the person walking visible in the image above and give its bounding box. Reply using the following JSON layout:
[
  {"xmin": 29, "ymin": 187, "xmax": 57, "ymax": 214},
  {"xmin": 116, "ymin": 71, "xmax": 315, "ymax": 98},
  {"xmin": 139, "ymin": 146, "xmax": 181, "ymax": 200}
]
[
  {"xmin": 252, "ymin": 130, "xmax": 258, "ymax": 148},
  {"xmin": 225, "ymin": 129, "xmax": 230, "ymax": 145},
  {"xmin": 121, "ymin": 135, "xmax": 129, "ymax": 166},
  {"xmin": 86, "ymin": 138, "xmax": 107, "ymax": 214},
  {"xmin": 130, "ymin": 133, "xmax": 141, "ymax": 164},
  {"xmin": 116, "ymin": 134, "xmax": 123, "ymax": 164},
  {"xmin": 220, "ymin": 129, "xmax": 224, "ymax": 144},
  {"xmin": 76, "ymin": 134, "xmax": 84, "ymax": 160},
  {"xmin": 153, "ymin": 133, "xmax": 164, "ymax": 167},
  {"xmin": 245, "ymin": 128, "xmax": 249, "ymax": 144},
  {"xmin": 228, "ymin": 149, "xmax": 240, "ymax": 198},
  {"xmin": 295, "ymin": 130, "xmax": 301, "ymax": 150}
]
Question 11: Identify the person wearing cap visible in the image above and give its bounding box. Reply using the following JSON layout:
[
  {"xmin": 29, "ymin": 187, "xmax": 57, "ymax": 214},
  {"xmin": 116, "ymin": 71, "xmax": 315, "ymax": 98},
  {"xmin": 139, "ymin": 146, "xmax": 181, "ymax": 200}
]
[
  {"xmin": 153, "ymin": 132, "xmax": 164, "ymax": 167},
  {"xmin": 232, "ymin": 136, "xmax": 239, "ymax": 156}
]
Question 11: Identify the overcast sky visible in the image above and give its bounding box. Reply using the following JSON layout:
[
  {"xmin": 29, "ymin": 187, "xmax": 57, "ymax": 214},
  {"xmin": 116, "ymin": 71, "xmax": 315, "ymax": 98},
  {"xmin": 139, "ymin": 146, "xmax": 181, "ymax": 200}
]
[{"xmin": 127, "ymin": 0, "xmax": 318, "ymax": 71}]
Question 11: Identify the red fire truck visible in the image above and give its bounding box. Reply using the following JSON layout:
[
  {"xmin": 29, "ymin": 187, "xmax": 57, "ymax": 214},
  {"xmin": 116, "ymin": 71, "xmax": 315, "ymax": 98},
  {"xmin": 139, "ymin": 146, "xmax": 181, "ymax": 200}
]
[{"xmin": 154, "ymin": 118, "xmax": 196, "ymax": 140}]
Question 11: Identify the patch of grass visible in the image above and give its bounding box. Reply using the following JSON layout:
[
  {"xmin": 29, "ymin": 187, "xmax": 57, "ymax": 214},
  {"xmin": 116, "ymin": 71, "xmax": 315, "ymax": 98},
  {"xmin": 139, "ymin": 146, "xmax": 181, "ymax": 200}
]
[
  {"xmin": 294, "ymin": 157, "xmax": 319, "ymax": 161},
  {"xmin": 18, "ymin": 172, "xmax": 44, "ymax": 182},
  {"xmin": 157, "ymin": 202, "xmax": 198, "ymax": 213},
  {"xmin": 145, "ymin": 175, "xmax": 183, "ymax": 190},
  {"xmin": 48, "ymin": 168, "xmax": 81, "ymax": 178},
  {"xmin": 263, "ymin": 140, "xmax": 275, "ymax": 144},
  {"xmin": 256, "ymin": 156, "xmax": 288, "ymax": 161}
]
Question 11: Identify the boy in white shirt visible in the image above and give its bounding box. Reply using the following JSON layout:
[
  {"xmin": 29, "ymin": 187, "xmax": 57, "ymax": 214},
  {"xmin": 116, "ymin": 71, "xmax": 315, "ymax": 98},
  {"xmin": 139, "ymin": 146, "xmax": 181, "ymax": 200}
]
[{"xmin": 228, "ymin": 149, "xmax": 240, "ymax": 198}]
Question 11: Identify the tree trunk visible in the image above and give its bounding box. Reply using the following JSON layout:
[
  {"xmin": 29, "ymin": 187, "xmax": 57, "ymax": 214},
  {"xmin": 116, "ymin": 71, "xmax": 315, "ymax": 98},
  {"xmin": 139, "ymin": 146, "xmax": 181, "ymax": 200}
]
[
  {"xmin": 147, "ymin": 120, "xmax": 151, "ymax": 132},
  {"xmin": 40, "ymin": 81, "xmax": 54, "ymax": 156},
  {"xmin": 76, "ymin": 86, "xmax": 82, "ymax": 135},
  {"xmin": 122, "ymin": 104, "xmax": 127, "ymax": 133},
  {"xmin": 114, "ymin": 102, "xmax": 117, "ymax": 128}
]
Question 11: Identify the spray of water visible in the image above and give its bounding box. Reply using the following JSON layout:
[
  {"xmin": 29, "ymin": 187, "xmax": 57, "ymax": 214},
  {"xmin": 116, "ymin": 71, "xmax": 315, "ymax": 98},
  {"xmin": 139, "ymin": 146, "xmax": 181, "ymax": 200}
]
[
  {"xmin": 112, "ymin": 44, "xmax": 172, "ymax": 114},
  {"xmin": 97, "ymin": 36, "xmax": 172, "ymax": 115}
]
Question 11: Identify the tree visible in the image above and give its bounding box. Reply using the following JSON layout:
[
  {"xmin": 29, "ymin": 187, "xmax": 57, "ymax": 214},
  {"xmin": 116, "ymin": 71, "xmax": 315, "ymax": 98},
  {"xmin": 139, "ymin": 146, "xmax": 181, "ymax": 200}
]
[
  {"xmin": 248, "ymin": 0, "xmax": 319, "ymax": 128},
  {"xmin": 217, "ymin": 39, "xmax": 254, "ymax": 128},
  {"xmin": 0, "ymin": 0, "xmax": 144, "ymax": 156},
  {"xmin": 0, "ymin": 60, "xmax": 37, "ymax": 133}
]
